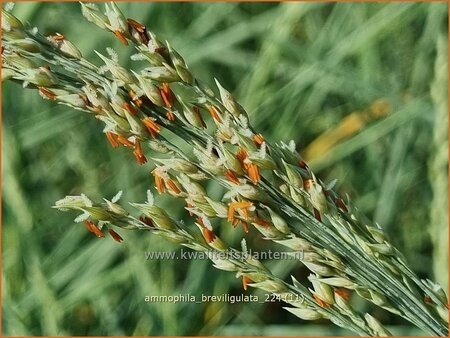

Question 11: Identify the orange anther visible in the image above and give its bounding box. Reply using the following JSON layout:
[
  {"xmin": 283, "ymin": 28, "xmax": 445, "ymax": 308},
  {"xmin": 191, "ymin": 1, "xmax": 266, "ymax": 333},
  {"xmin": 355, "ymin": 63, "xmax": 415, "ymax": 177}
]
[
  {"xmin": 166, "ymin": 111, "xmax": 176, "ymax": 121},
  {"xmin": 253, "ymin": 218, "xmax": 271, "ymax": 228},
  {"xmin": 227, "ymin": 201, "xmax": 253, "ymax": 222},
  {"xmin": 84, "ymin": 220, "xmax": 104, "ymax": 238},
  {"xmin": 242, "ymin": 275, "xmax": 253, "ymax": 291},
  {"xmin": 313, "ymin": 294, "xmax": 331, "ymax": 308},
  {"xmin": 105, "ymin": 132, "xmax": 119, "ymax": 148},
  {"xmin": 48, "ymin": 33, "xmax": 65, "ymax": 40},
  {"xmin": 303, "ymin": 179, "xmax": 314, "ymax": 190},
  {"xmin": 186, "ymin": 202, "xmax": 194, "ymax": 216},
  {"xmin": 298, "ymin": 159, "xmax": 308, "ymax": 169},
  {"xmin": 133, "ymin": 139, "xmax": 147, "ymax": 165},
  {"xmin": 160, "ymin": 83, "xmax": 173, "ymax": 108},
  {"xmin": 140, "ymin": 216, "xmax": 153, "ymax": 227},
  {"xmin": 113, "ymin": 30, "xmax": 128, "ymax": 45},
  {"xmin": 225, "ymin": 169, "xmax": 240, "ymax": 185},
  {"xmin": 127, "ymin": 18, "xmax": 146, "ymax": 33},
  {"xmin": 207, "ymin": 105, "xmax": 221, "ymax": 123},
  {"xmin": 241, "ymin": 221, "xmax": 249, "ymax": 233},
  {"xmin": 253, "ymin": 133, "xmax": 264, "ymax": 147},
  {"xmin": 335, "ymin": 289, "xmax": 351, "ymax": 300},
  {"xmin": 247, "ymin": 162, "xmax": 261, "ymax": 184},
  {"xmin": 142, "ymin": 117, "xmax": 161, "ymax": 138},
  {"xmin": 116, "ymin": 135, "xmax": 135, "ymax": 148},
  {"xmin": 201, "ymin": 227, "xmax": 216, "ymax": 244},
  {"xmin": 152, "ymin": 169, "xmax": 165, "ymax": 194},
  {"xmin": 123, "ymin": 102, "xmax": 137, "ymax": 115},
  {"xmin": 236, "ymin": 148, "xmax": 248, "ymax": 163},
  {"xmin": 108, "ymin": 228, "xmax": 124, "ymax": 243},
  {"xmin": 166, "ymin": 179, "xmax": 181, "ymax": 194},
  {"xmin": 38, "ymin": 87, "xmax": 57, "ymax": 100}
]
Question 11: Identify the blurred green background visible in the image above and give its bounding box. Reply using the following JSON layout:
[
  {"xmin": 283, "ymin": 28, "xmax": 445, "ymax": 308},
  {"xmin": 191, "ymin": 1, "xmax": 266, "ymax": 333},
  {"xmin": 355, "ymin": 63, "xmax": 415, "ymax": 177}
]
[{"xmin": 2, "ymin": 2, "xmax": 448, "ymax": 336}]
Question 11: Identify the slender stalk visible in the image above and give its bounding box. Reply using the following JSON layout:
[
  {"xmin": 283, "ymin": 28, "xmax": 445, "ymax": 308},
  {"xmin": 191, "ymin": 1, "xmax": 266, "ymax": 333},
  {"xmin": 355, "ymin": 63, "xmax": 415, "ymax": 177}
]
[{"xmin": 2, "ymin": 3, "xmax": 448, "ymax": 336}]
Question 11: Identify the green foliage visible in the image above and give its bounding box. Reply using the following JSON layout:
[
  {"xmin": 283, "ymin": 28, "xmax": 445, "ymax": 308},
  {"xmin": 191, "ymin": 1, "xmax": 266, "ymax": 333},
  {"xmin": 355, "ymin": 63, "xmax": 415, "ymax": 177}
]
[{"xmin": 2, "ymin": 2, "xmax": 447, "ymax": 335}]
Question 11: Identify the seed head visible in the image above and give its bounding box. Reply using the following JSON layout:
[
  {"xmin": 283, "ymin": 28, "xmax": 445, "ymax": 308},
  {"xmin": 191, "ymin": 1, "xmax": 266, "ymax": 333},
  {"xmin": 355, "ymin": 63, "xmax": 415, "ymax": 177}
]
[{"xmin": 81, "ymin": 3, "xmax": 109, "ymax": 29}]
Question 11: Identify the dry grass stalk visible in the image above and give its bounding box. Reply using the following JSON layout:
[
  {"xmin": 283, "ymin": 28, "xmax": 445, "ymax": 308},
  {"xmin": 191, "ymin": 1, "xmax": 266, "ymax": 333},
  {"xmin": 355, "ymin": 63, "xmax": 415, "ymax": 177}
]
[{"xmin": 2, "ymin": 3, "xmax": 448, "ymax": 336}]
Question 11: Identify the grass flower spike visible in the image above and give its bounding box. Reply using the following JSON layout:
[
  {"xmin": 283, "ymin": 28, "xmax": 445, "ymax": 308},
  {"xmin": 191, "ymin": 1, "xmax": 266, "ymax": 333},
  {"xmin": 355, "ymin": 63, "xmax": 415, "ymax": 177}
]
[{"xmin": 2, "ymin": 3, "xmax": 448, "ymax": 336}]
